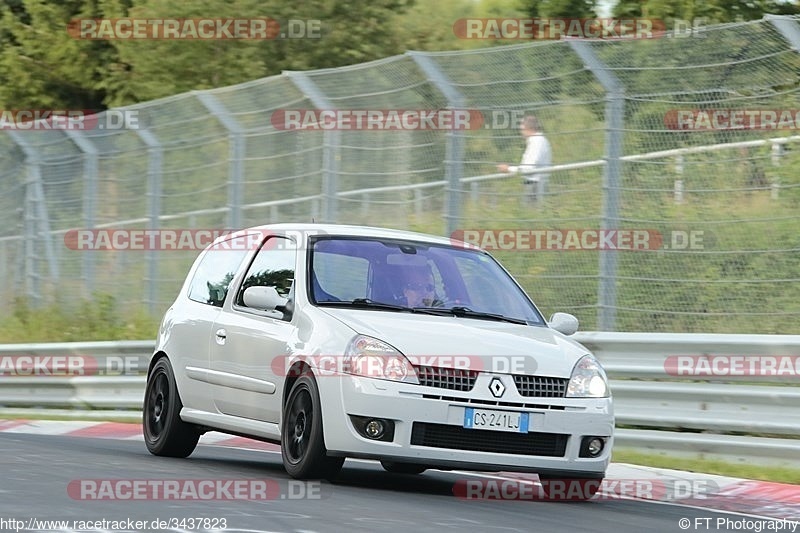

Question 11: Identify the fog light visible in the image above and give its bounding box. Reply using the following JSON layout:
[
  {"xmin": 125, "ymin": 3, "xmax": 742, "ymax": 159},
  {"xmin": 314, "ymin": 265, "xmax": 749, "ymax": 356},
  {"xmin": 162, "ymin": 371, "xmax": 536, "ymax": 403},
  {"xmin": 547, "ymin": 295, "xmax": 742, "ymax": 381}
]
[
  {"xmin": 587, "ymin": 438, "xmax": 604, "ymax": 456},
  {"xmin": 579, "ymin": 436, "xmax": 606, "ymax": 457},
  {"xmin": 349, "ymin": 415, "xmax": 395, "ymax": 442},
  {"xmin": 364, "ymin": 419, "xmax": 385, "ymax": 439}
]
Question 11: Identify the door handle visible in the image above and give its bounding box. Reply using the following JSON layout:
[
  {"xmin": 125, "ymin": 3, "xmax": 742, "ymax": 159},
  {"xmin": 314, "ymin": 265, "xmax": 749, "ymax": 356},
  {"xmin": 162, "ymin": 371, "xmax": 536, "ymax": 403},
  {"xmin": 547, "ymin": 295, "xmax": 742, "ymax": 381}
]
[{"xmin": 215, "ymin": 328, "xmax": 227, "ymax": 345}]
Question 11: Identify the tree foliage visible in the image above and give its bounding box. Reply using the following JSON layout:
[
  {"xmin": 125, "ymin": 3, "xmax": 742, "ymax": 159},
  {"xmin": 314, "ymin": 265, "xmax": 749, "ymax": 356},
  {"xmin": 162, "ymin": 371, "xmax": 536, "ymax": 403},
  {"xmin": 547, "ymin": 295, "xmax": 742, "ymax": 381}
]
[
  {"xmin": 612, "ymin": 0, "xmax": 800, "ymax": 22},
  {"xmin": 532, "ymin": 0, "xmax": 596, "ymax": 18},
  {"xmin": 0, "ymin": 0, "xmax": 417, "ymax": 109},
  {"xmin": 0, "ymin": 0, "xmax": 118, "ymax": 109},
  {"xmin": 0, "ymin": 0, "xmax": 796, "ymax": 109}
]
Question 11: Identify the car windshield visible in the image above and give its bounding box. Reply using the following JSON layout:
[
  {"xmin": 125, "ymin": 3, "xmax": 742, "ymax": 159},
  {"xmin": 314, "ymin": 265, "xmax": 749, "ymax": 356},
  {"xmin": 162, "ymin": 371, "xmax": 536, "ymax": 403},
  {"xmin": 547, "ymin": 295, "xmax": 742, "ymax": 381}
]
[{"xmin": 308, "ymin": 236, "xmax": 545, "ymax": 325}]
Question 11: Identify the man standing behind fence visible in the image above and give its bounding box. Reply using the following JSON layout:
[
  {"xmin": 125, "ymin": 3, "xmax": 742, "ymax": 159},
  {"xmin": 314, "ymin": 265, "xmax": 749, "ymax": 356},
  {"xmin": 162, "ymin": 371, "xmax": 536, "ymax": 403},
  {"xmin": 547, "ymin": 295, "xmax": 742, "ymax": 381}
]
[{"xmin": 497, "ymin": 114, "xmax": 552, "ymax": 202}]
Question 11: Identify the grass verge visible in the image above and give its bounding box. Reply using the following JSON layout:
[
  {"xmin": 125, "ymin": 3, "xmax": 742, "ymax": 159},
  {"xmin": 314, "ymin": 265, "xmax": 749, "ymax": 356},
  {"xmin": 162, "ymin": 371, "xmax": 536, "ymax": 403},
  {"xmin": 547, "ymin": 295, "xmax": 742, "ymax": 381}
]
[
  {"xmin": 613, "ymin": 449, "xmax": 800, "ymax": 485},
  {"xmin": 0, "ymin": 412, "xmax": 140, "ymax": 424}
]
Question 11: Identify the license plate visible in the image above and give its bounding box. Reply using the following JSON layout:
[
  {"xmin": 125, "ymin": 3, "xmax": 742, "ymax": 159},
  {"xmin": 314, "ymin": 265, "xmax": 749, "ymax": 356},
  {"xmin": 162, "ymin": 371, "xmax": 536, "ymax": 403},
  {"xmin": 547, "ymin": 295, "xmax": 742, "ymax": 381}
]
[{"xmin": 463, "ymin": 407, "xmax": 529, "ymax": 433}]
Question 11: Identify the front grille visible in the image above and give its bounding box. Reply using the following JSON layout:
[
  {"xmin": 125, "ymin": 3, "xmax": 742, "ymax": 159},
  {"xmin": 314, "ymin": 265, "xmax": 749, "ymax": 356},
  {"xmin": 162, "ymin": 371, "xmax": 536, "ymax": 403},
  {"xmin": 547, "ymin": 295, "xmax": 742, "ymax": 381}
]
[
  {"xmin": 421, "ymin": 395, "xmax": 568, "ymax": 411},
  {"xmin": 513, "ymin": 375, "xmax": 568, "ymax": 398},
  {"xmin": 415, "ymin": 365, "xmax": 478, "ymax": 392},
  {"xmin": 410, "ymin": 422, "xmax": 568, "ymax": 457}
]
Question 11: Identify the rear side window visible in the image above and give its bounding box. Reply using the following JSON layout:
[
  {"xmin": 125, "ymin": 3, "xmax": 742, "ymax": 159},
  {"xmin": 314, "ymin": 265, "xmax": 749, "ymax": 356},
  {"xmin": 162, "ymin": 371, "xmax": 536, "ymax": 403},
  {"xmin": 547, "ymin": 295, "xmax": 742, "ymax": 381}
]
[{"xmin": 187, "ymin": 242, "xmax": 248, "ymax": 307}]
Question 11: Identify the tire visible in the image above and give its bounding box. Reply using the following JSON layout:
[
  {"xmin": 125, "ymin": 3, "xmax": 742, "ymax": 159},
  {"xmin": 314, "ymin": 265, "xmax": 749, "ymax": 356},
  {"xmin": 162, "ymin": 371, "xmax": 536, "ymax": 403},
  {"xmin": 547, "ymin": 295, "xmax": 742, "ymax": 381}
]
[
  {"xmin": 281, "ymin": 372, "xmax": 344, "ymax": 479},
  {"xmin": 537, "ymin": 475, "xmax": 604, "ymax": 501},
  {"xmin": 380, "ymin": 461, "xmax": 427, "ymax": 475},
  {"xmin": 143, "ymin": 357, "xmax": 200, "ymax": 458}
]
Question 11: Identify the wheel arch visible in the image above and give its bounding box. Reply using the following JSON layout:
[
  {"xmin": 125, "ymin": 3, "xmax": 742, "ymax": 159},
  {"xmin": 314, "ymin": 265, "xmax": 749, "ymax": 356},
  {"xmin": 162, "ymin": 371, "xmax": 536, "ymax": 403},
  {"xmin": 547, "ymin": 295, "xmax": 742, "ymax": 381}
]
[
  {"xmin": 283, "ymin": 360, "xmax": 312, "ymax": 408},
  {"xmin": 148, "ymin": 350, "xmax": 168, "ymax": 377}
]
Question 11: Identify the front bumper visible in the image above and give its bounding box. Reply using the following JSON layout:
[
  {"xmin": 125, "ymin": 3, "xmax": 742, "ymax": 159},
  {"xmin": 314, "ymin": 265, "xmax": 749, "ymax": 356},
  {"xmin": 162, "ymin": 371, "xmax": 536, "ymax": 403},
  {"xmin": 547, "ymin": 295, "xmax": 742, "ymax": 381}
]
[{"xmin": 318, "ymin": 372, "xmax": 613, "ymax": 476}]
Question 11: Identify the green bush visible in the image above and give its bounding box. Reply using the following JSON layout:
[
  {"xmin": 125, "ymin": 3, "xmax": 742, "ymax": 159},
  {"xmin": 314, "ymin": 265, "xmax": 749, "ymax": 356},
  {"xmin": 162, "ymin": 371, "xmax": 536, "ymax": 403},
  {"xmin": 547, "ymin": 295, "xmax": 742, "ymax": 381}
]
[{"xmin": 0, "ymin": 295, "xmax": 159, "ymax": 343}]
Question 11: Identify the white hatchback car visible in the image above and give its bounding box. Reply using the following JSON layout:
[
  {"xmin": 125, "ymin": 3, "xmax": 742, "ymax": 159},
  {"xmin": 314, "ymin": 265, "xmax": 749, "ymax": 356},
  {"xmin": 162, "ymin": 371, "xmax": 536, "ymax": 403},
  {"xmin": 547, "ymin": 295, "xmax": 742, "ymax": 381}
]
[{"xmin": 144, "ymin": 224, "xmax": 613, "ymax": 492}]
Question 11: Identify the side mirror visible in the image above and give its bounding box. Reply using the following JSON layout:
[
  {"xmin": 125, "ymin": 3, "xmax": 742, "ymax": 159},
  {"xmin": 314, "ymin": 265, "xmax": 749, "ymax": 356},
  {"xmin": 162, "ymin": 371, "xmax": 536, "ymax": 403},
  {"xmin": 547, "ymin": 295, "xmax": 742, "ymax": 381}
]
[
  {"xmin": 549, "ymin": 312, "xmax": 579, "ymax": 336},
  {"xmin": 243, "ymin": 286, "xmax": 288, "ymax": 312}
]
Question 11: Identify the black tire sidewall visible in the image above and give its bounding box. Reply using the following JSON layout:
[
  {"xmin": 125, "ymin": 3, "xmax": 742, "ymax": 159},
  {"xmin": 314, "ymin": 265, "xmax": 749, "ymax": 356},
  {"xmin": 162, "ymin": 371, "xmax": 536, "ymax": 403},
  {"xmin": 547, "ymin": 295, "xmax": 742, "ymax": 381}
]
[
  {"xmin": 143, "ymin": 358, "xmax": 186, "ymax": 455},
  {"xmin": 281, "ymin": 373, "xmax": 331, "ymax": 478}
]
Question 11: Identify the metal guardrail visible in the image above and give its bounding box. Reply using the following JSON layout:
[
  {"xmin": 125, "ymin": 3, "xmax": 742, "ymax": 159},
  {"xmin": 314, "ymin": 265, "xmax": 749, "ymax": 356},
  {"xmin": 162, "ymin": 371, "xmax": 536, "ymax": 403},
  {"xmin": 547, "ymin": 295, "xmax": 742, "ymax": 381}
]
[{"xmin": 0, "ymin": 333, "xmax": 798, "ymax": 465}]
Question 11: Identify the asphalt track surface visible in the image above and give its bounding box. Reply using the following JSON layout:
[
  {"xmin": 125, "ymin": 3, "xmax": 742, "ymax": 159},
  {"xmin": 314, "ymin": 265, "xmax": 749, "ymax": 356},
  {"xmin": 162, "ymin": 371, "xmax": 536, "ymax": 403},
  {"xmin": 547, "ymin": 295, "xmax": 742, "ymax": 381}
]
[{"xmin": 0, "ymin": 432, "xmax": 789, "ymax": 533}]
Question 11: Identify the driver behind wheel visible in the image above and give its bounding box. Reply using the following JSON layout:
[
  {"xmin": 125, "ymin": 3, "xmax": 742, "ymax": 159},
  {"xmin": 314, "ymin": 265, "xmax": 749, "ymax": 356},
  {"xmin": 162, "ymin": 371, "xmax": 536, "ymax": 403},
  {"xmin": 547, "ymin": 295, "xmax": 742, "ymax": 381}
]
[{"xmin": 402, "ymin": 268, "xmax": 443, "ymax": 308}]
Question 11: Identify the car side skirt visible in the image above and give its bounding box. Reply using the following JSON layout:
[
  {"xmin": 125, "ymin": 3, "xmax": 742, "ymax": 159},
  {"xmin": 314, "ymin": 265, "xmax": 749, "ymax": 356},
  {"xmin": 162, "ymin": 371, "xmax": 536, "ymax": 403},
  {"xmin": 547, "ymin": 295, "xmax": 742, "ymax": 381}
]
[{"xmin": 180, "ymin": 408, "xmax": 282, "ymax": 443}]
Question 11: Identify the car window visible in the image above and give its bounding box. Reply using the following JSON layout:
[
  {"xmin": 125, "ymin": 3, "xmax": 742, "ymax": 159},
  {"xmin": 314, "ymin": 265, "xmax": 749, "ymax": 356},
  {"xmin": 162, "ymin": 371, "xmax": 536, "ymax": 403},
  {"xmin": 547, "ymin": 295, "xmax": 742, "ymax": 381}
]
[
  {"xmin": 236, "ymin": 236, "xmax": 297, "ymax": 317},
  {"xmin": 309, "ymin": 237, "xmax": 544, "ymax": 324},
  {"xmin": 187, "ymin": 243, "xmax": 248, "ymax": 307}
]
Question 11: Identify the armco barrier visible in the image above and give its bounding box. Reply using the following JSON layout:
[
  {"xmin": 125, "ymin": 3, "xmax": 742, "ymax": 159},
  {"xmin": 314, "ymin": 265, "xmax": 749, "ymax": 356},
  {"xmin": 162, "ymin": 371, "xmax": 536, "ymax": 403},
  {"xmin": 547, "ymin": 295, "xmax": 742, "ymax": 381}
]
[{"xmin": 0, "ymin": 333, "xmax": 798, "ymax": 465}]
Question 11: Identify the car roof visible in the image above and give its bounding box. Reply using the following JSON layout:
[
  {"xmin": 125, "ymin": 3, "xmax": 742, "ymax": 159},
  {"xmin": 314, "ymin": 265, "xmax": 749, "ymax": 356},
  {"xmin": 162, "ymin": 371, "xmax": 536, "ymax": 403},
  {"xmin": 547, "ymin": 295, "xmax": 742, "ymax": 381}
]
[{"xmin": 211, "ymin": 223, "xmax": 478, "ymax": 250}]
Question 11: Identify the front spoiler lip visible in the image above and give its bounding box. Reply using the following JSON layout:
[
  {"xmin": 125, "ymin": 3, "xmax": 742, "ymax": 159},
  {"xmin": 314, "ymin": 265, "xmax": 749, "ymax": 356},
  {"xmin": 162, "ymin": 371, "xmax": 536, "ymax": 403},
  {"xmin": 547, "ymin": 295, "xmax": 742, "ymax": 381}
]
[{"xmin": 326, "ymin": 450, "xmax": 606, "ymax": 478}]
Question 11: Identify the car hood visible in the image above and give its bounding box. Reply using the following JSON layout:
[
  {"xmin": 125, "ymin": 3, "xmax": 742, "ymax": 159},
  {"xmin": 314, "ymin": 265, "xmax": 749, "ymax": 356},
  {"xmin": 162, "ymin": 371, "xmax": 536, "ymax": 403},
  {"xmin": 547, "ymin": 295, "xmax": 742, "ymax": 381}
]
[{"xmin": 317, "ymin": 308, "xmax": 590, "ymax": 377}]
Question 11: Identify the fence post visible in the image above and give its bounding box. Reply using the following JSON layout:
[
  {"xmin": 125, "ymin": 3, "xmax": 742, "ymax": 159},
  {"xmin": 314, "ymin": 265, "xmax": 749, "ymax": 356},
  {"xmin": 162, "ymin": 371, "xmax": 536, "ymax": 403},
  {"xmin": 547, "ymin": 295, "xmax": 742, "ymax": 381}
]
[
  {"xmin": 408, "ymin": 52, "xmax": 465, "ymax": 238},
  {"xmin": 770, "ymin": 142, "xmax": 784, "ymax": 200},
  {"xmin": 64, "ymin": 129, "xmax": 99, "ymax": 294},
  {"xmin": 286, "ymin": 72, "xmax": 339, "ymax": 224},
  {"xmin": 135, "ymin": 129, "xmax": 163, "ymax": 314},
  {"xmin": 195, "ymin": 91, "xmax": 244, "ymax": 229},
  {"xmin": 766, "ymin": 14, "xmax": 800, "ymax": 52},
  {"xmin": 765, "ymin": 17, "xmax": 799, "ymax": 202},
  {"xmin": 23, "ymin": 151, "xmax": 39, "ymax": 303},
  {"xmin": 674, "ymin": 154, "xmax": 684, "ymax": 204},
  {"xmin": 771, "ymin": 141, "xmax": 784, "ymax": 166},
  {"xmin": 569, "ymin": 41, "xmax": 624, "ymax": 331},
  {"xmin": 6, "ymin": 131, "xmax": 60, "ymax": 305}
]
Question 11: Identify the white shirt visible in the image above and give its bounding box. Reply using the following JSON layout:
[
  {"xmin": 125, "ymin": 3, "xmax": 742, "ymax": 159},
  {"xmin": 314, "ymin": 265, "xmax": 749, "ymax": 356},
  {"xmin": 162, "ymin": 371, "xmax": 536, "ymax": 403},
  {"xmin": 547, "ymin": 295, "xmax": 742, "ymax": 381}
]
[{"xmin": 508, "ymin": 133, "xmax": 552, "ymax": 182}]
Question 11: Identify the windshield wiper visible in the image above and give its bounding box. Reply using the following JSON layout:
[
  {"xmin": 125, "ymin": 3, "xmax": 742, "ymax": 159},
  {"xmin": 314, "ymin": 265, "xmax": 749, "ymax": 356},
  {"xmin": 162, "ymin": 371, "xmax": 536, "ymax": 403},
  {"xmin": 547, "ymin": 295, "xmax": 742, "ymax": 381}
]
[
  {"xmin": 413, "ymin": 306, "xmax": 529, "ymax": 325},
  {"xmin": 317, "ymin": 298, "xmax": 414, "ymax": 312},
  {"xmin": 317, "ymin": 300, "xmax": 528, "ymax": 324}
]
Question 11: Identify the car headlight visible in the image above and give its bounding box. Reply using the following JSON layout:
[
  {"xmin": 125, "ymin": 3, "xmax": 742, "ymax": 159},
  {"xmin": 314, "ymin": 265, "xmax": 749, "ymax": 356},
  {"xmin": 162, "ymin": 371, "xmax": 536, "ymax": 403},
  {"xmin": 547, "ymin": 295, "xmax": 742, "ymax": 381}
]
[
  {"xmin": 344, "ymin": 335, "xmax": 419, "ymax": 385},
  {"xmin": 566, "ymin": 355, "xmax": 610, "ymax": 398}
]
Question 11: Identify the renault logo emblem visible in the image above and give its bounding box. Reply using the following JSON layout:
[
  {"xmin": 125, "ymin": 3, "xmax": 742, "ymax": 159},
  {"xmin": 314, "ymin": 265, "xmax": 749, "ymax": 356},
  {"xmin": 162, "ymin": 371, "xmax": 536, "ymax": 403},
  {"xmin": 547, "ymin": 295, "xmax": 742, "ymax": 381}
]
[{"xmin": 488, "ymin": 377, "xmax": 505, "ymax": 398}]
